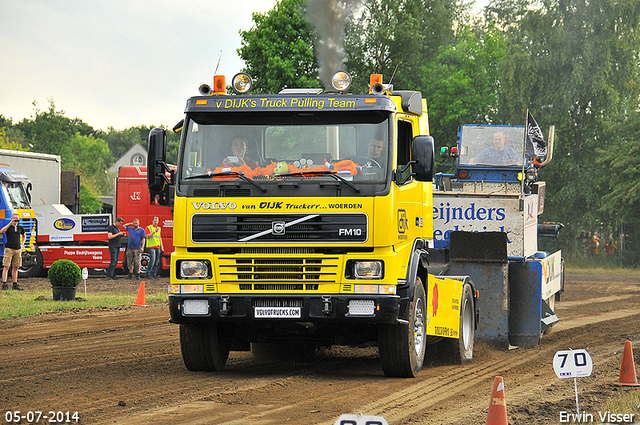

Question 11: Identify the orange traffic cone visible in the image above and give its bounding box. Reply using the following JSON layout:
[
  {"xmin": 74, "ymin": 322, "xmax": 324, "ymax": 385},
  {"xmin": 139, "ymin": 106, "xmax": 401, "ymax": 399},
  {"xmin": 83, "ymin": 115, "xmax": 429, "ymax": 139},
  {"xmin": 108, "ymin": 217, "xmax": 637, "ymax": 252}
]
[
  {"xmin": 486, "ymin": 376, "xmax": 508, "ymax": 425},
  {"xmin": 618, "ymin": 340, "xmax": 640, "ymax": 386},
  {"xmin": 132, "ymin": 281, "xmax": 147, "ymax": 306}
]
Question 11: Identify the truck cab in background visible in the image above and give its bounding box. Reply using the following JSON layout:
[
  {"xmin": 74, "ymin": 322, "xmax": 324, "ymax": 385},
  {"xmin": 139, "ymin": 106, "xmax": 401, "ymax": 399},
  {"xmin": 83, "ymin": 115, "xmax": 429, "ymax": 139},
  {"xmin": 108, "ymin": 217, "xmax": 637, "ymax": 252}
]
[{"xmin": 0, "ymin": 166, "xmax": 38, "ymax": 272}]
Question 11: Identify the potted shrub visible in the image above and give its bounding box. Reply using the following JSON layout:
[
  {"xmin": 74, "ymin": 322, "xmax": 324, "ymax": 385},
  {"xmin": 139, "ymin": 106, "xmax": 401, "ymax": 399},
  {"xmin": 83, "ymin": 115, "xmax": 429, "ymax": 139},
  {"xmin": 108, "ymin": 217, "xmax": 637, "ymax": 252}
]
[{"xmin": 48, "ymin": 259, "xmax": 81, "ymax": 301}]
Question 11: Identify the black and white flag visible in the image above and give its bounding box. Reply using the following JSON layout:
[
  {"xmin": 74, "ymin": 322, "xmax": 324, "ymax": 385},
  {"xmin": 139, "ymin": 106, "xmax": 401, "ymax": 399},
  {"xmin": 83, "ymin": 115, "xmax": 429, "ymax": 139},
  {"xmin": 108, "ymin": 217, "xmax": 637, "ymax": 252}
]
[{"xmin": 526, "ymin": 110, "xmax": 547, "ymax": 158}]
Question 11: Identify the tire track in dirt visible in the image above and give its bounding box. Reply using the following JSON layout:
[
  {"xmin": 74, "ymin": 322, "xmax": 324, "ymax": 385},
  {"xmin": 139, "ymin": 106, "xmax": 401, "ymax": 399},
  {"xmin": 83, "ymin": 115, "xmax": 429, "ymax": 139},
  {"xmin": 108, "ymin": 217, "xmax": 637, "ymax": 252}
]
[{"xmin": 2, "ymin": 273, "xmax": 640, "ymax": 425}]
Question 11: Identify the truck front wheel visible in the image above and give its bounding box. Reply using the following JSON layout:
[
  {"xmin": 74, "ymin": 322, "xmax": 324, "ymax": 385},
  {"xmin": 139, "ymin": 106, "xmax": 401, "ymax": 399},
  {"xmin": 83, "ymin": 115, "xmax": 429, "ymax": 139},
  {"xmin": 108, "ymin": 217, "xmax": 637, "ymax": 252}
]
[
  {"xmin": 18, "ymin": 263, "xmax": 43, "ymax": 278},
  {"xmin": 18, "ymin": 251, "xmax": 44, "ymax": 278},
  {"xmin": 378, "ymin": 278, "xmax": 427, "ymax": 378},
  {"xmin": 179, "ymin": 323, "xmax": 230, "ymax": 372}
]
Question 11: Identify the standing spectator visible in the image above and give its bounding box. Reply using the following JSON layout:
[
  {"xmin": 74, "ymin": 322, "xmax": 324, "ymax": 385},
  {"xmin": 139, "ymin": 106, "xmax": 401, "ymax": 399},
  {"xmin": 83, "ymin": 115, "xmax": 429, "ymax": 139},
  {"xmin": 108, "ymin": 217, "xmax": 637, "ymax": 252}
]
[
  {"xmin": 604, "ymin": 240, "xmax": 618, "ymax": 256},
  {"xmin": 123, "ymin": 218, "xmax": 146, "ymax": 279},
  {"xmin": 589, "ymin": 233, "xmax": 600, "ymax": 255},
  {"xmin": 145, "ymin": 216, "xmax": 164, "ymax": 279},
  {"xmin": 0, "ymin": 213, "xmax": 25, "ymax": 290},
  {"xmin": 106, "ymin": 217, "xmax": 125, "ymax": 280}
]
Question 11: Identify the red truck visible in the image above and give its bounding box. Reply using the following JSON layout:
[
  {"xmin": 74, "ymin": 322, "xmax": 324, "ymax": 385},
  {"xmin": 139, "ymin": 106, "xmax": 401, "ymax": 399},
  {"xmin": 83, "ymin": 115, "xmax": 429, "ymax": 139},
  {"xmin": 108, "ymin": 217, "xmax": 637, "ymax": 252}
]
[{"xmin": 22, "ymin": 166, "xmax": 174, "ymax": 277}]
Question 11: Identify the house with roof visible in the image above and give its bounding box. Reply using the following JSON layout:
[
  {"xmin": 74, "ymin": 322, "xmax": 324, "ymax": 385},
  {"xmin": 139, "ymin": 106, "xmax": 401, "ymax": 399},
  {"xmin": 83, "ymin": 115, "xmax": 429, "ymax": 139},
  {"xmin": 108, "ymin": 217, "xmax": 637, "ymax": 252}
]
[{"xmin": 108, "ymin": 143, "xmax": 147, "ymax": 173}]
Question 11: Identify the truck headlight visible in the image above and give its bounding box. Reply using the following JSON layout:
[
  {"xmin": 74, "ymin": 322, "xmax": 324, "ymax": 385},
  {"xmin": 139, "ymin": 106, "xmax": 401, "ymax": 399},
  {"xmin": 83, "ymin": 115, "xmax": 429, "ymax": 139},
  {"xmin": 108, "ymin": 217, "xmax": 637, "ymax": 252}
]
[
  {"xmin": 354, "ymin": 261, "xmax": 383, "ymax": 279},
  {"xmin": 179, "ymin": 260, "xmax": 211, "ymax": 279}
]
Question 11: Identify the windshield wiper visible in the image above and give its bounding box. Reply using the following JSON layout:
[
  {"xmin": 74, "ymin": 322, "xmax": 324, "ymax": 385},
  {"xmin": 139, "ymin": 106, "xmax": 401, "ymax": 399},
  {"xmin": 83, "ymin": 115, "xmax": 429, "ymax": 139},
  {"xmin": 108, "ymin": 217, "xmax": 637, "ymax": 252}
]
[
  {"xmin": 277, "ymin": 170, "xmax": 360, "ymax": 193},
  {"xmin": 185, "ymin": 171, "xmax": 267, "ymax": 193}
]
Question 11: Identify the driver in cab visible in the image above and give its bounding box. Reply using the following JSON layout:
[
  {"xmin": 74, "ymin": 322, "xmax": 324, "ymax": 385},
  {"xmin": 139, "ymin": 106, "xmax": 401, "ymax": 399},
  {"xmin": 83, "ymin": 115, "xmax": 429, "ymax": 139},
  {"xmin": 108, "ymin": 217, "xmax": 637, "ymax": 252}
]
[
  {"xmin": 368, "ymin": 139, "xmax": 384, "ymax": 162},
  {"xmin": 356, "ymin": 139, "xmax": 386, "ymax": 180}
]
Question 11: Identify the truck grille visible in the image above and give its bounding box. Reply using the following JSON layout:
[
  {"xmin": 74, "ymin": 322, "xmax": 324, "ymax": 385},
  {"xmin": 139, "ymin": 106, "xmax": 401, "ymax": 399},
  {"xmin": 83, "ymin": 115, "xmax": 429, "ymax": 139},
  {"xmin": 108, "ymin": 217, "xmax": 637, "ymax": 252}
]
[
  {"xmin": 217, "ymin": 255, "xmax": 339, "ymax": 285},
  {"xmin": 192, "ymin": 213, "xmax": 367, "ymax": 243},
  {"xmin": 252, "ymin": 298, "xmax": 304, "ymax": 308}
]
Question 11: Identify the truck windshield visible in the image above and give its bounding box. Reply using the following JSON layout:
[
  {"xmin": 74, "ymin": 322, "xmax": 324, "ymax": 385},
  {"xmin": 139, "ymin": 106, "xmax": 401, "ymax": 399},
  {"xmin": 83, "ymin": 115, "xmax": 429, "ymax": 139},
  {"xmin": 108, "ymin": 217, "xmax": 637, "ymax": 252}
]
[
  {"xmin": 458, "ymin": 126, "xmax": 525, "ymax": 166},
  {"xmin": 2, "ymin": 182, "xmax": 31, "ymax": 209},
  {"xmin": 180, "ymin": 111, "xmax": 390, "ymax": 183}
]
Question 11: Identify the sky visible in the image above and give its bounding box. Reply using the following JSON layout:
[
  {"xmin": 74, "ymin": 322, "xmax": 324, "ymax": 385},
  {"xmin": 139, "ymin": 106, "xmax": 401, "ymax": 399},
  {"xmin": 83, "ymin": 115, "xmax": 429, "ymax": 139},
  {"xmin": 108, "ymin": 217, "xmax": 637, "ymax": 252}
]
[
  {"xmin": 0, "ymin": 0, "xmax": 278, "ymax": 131},
  {"xmin": 1, "ymin": 0, "xmax": 487, "ymax": 132}
]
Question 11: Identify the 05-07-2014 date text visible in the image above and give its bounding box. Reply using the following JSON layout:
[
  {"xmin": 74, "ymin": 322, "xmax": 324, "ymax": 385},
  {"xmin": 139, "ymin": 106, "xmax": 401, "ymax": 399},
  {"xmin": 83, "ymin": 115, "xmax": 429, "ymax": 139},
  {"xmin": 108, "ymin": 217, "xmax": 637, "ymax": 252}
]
[{"xmin": 4, "ymin": 411, "xmax": 79, "ymax": 423}]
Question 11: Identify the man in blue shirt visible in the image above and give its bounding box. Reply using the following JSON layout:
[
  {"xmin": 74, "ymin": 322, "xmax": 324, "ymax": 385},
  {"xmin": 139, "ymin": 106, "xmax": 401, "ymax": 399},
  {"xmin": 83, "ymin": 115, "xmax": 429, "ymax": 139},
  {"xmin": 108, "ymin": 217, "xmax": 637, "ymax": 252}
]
[
  {"xmin": 123, "ymin": 218, "xmax": 146, "ymax": 279},
  {"xmin": 470, "ymin": 132, "xmax": 521, "ymax": 166}
]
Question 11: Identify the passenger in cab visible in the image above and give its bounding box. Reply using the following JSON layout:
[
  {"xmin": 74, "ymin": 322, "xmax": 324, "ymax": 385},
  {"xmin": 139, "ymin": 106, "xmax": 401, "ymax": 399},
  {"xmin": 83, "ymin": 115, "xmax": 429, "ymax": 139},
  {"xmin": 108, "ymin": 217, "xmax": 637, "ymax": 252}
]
[{"xmin": 221, "ymin": 136, "xmax": 259, "ymax": 169}]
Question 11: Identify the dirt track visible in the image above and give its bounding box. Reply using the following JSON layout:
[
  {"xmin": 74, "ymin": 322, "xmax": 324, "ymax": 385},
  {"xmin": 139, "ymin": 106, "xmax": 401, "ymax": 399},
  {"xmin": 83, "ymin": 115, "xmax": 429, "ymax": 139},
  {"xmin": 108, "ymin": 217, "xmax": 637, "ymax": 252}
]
[{"xmin": 1, "ymin": 272, "xmax": 639, "ymax": 425}]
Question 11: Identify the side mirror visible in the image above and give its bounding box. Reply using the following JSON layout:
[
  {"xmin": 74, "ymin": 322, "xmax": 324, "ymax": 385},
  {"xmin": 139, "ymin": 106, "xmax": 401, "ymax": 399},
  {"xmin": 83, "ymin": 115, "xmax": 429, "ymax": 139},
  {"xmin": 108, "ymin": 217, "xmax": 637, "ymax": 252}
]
[
  {"xmin": 413, "ymin": 135, "xmax": 435, "ymax": 181},
  {"xmin": 147, "ymin": 127, "xmax": 171, "ymax": 192}
]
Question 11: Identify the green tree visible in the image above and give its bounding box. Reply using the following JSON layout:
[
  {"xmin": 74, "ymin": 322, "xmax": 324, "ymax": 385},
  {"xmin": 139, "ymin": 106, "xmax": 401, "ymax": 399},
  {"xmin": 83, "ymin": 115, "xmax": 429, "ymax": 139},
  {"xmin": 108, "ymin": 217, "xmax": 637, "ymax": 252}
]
[
  {"xmin": 345, "ymin": 0, "xmax": 464, "ymax": 92},
  {"xmin": 103, "ymin": 127, "xmax": 145, "ymax": 161},
  {"xmin": 595, "ymin": 111, "xmax": 640, "ymax": 265},
  {"xmin": 486, "ymin": 0, "xmax": 640, "ymax": 260},
  {"xmin": 0, "ymin": 127, "xmax": 28, "ymax": 151},
  {"xmin": 0, "ymin": 115, "xmax": 13, "ymax": 129},
  {"xmin": 78, "ymin": 182, "xmax": 103, "ymax": 214},
  {"xmin": 15, "ymin": 99, "xmax": 96, "ymax": 155},
  {"xmin": 166, "ymin": 127, "xmax": 181, "ymax": 165},
  {"xmin": 238, "ymin": 0, "xmax": 319, "ymax": 92},
  {"xmin": 64, "ymin": 134, "xmax": 113, "ymax": 196},
  {"xmin": 422, "ymin": 23, "xmax": 508, "ymax": 154},
  {"xmin": 597, "ymin": 113, "xmax": 640, "ymax": 224}
]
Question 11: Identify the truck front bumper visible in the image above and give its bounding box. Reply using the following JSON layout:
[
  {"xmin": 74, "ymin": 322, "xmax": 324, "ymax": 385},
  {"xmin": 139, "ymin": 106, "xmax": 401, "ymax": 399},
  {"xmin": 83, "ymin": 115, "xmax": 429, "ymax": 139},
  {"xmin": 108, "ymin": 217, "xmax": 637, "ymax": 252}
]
[{"xmin": 168, "ymin": 293, "xmax": 404, "ymax": 325}]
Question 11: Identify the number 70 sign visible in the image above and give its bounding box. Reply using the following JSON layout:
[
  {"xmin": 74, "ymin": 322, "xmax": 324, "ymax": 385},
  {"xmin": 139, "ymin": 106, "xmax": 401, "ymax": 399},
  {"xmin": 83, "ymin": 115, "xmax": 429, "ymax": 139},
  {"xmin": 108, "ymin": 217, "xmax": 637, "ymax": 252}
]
[{"xmin": 553, "ymin": 349, "xmax": 593, "ymax": 378}]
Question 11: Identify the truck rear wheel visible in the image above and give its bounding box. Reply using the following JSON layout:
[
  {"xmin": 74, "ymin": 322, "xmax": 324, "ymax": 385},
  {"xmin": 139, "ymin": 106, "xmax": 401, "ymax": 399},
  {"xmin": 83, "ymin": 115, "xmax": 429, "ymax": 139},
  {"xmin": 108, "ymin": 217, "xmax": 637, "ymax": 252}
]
[
  {"xmin": 378, "ymin": 278, "xmax": 426, "ymax": 378},
  {"xmin": 179, "ymin": 323, "xmax": 230, "ymax": 371},
  {"xmin": 442, "ymin": 283, "xmax": 475, "ymax": 364}
]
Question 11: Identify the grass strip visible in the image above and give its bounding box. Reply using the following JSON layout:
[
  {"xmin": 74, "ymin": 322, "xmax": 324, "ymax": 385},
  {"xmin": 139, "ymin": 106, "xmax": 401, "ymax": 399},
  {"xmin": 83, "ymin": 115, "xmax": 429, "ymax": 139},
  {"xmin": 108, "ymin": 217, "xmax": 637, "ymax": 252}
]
[
  {"xmin": 565, "ymin": 266, "xmax": 640, "ymax": 276},
  {"xmin": 0, "ymin": 289, "xmax": 167, "ymax": 319}
]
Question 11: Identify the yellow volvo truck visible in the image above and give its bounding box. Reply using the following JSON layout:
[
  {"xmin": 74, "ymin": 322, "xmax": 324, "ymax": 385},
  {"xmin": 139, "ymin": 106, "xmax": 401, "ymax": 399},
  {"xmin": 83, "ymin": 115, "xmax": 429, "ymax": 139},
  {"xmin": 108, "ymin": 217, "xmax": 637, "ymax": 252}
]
[{"xmin": 148, "ymin": 72, "xmax": 477, "ymax": 377}]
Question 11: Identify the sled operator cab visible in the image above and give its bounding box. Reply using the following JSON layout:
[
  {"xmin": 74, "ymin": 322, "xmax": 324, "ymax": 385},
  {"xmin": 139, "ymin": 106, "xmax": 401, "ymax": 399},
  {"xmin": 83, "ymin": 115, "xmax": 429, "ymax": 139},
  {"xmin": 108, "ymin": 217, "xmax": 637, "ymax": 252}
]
[{"xmin": 434, "ymin": 122, "xmax": 564, "ymax": 347}]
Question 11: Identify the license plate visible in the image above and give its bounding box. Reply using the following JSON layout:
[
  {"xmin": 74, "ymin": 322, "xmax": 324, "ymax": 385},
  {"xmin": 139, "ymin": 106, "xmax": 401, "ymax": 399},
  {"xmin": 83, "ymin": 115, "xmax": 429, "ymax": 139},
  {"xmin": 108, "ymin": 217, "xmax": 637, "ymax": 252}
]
[{"xmin": 254, "ymin": 307, "xmax": 302, "ymax": 319}]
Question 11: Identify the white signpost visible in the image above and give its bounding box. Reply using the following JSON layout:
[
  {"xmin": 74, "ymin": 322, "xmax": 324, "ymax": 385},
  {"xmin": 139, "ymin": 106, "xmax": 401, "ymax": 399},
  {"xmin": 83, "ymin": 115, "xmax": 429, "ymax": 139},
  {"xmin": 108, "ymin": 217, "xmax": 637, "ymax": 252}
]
[
  {"xmin": 82, "ymin": 267, "xmax": 89, "ymax": 300},
  {"xmin": 553, "ymin": 349, "xmax": 593, "ymax": 415}
]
